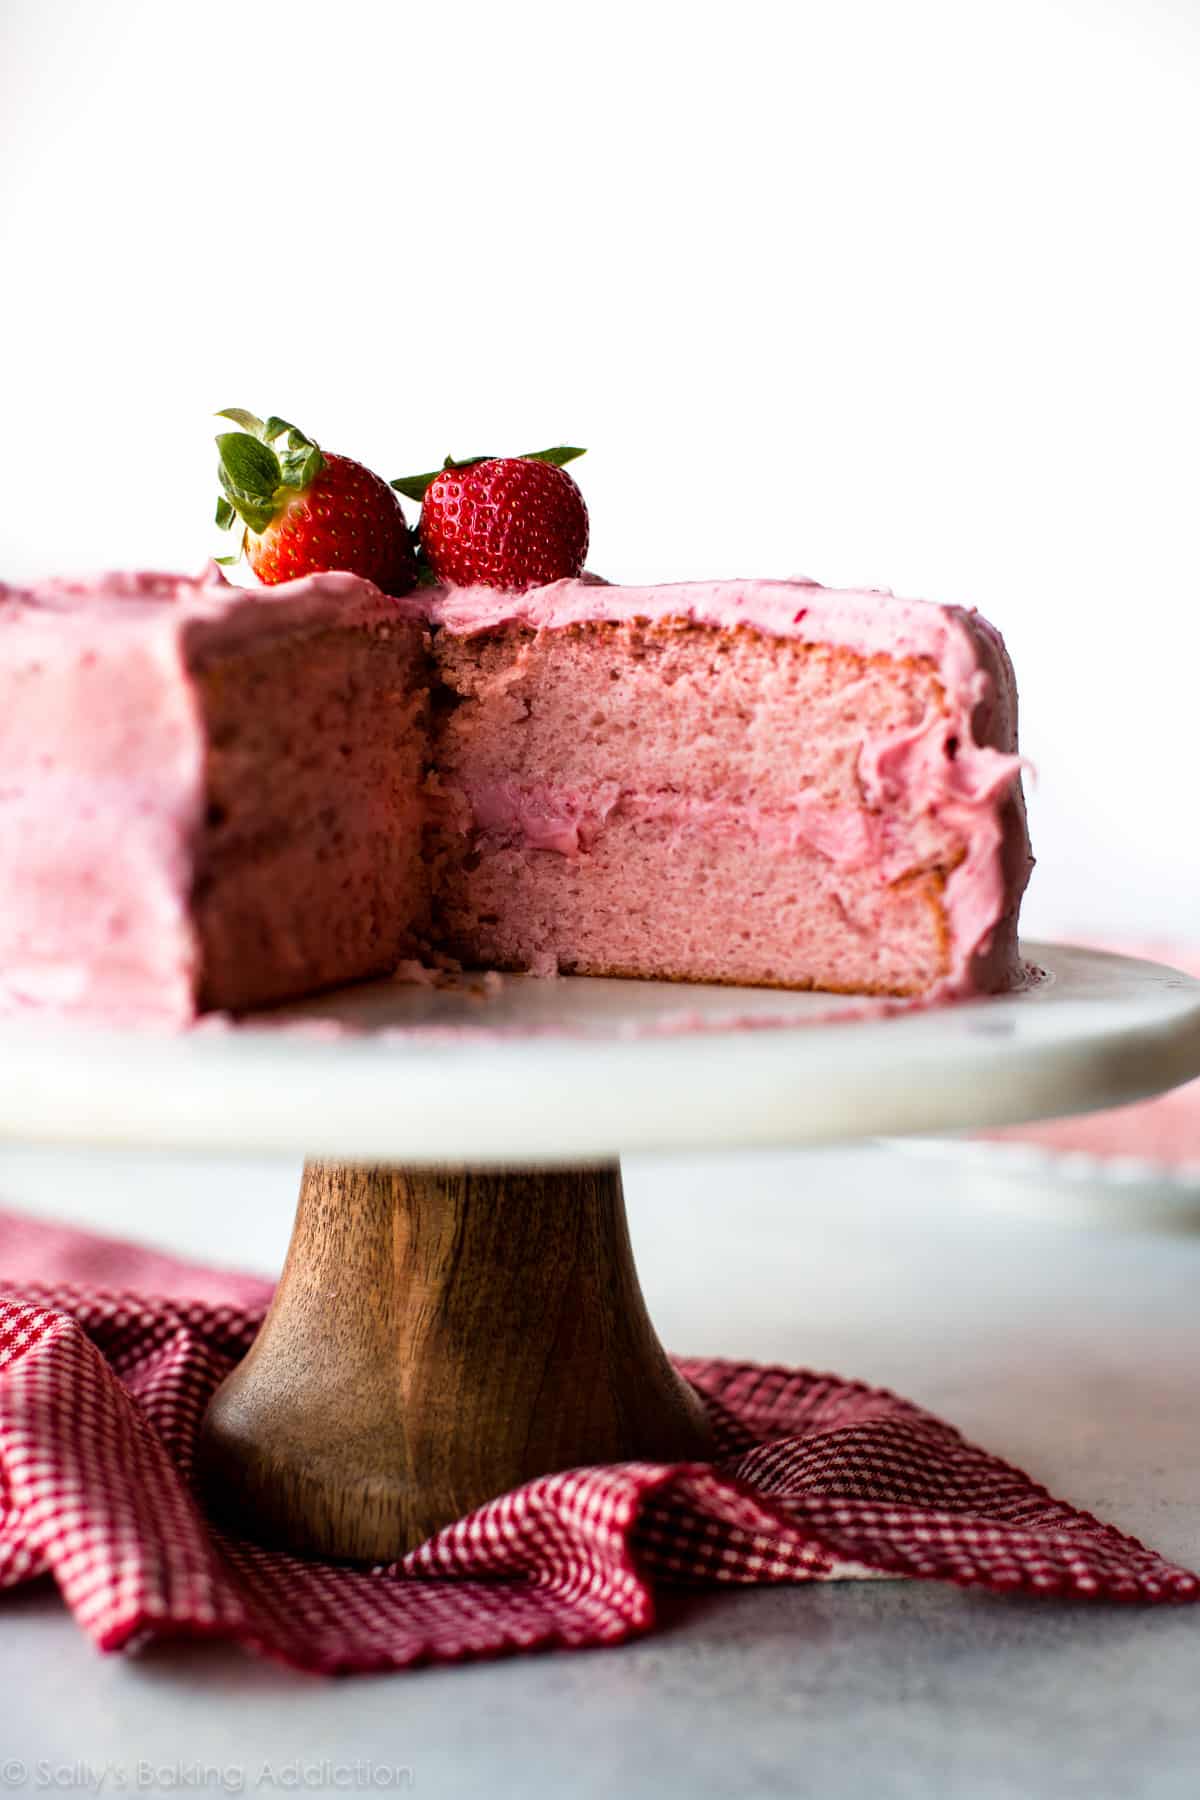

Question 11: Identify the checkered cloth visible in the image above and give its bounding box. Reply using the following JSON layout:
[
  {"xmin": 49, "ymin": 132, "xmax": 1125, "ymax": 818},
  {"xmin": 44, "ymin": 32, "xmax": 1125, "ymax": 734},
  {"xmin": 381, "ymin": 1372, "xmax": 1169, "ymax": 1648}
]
[{"xmin": 0, "ymin": 1209, "xmax": 1194, "ymax": 1675}]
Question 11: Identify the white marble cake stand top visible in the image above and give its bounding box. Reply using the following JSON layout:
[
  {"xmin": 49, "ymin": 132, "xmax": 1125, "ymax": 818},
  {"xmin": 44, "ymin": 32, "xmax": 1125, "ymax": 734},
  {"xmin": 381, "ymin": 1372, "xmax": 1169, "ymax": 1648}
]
[{"xmin": 0, "ymin": 943, "xmax": 1196, "ymax": 1165}]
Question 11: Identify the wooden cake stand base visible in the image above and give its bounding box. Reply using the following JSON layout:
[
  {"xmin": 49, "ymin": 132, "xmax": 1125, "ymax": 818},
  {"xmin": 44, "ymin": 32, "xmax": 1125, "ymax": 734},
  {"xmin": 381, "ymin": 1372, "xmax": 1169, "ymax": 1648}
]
[{"xmin": 198, "ymin": 1160, "xmax": 714, "ymax": 1560}]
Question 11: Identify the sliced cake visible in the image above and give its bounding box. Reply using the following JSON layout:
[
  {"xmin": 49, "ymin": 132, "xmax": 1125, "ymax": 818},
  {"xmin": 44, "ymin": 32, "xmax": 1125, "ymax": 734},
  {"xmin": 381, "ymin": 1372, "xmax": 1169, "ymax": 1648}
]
[{"xmin": 0, "ymin": 569, "xmax": 429, "ymax": 1020}]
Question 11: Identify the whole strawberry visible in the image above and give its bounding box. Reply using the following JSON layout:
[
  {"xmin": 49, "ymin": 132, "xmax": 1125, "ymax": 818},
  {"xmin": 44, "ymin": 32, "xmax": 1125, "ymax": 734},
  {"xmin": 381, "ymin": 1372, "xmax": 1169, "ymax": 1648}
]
[
  {"xmin": 392, "ymin": 448, "xmax": 588, "ymax": 591},
  {"xmin": 214, "ymin": 410, "xmax": 418, "ymax": 597}
]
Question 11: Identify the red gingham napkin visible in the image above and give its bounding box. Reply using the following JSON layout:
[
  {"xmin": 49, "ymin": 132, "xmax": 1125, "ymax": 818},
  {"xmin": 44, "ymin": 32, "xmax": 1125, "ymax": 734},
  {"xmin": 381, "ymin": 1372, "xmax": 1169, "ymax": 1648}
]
[{"xmin": 0, "ymin": 1207, "xmax": 1195, "ymax": 1675}]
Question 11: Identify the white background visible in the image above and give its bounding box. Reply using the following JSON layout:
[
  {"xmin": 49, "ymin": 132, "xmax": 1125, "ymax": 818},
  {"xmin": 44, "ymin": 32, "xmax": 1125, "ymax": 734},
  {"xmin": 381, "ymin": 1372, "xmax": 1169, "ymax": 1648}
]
[{"xmin": 1, "ymin": 0, "xmax": 1197, "ymax": 941}]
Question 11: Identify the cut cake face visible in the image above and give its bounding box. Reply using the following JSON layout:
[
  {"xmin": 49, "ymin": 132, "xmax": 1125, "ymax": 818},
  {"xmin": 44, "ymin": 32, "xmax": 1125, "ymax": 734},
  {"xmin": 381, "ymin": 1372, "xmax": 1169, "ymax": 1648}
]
[
  {"xmin": 0, "ymin": 569, "xmax": 1031, "ymax": 1021},
  {"xmin": 429, "ymin": 578, "xmax": 1031, "ymax": 998}
]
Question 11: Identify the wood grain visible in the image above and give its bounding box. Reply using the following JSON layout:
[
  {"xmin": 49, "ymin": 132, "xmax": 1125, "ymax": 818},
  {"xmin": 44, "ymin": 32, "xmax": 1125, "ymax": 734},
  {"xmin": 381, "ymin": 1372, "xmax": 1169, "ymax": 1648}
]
[{"xmin": 197, "ymin": 1160, "xmax": 714, "ymax": 1560}]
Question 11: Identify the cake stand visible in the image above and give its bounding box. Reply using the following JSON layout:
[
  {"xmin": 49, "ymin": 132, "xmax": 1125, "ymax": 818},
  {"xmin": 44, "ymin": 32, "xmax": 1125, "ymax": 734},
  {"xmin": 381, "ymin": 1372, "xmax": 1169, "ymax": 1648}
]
[{"xmin": 2, "ymin": 942, "xmax": 1198, "ymax": 1562}]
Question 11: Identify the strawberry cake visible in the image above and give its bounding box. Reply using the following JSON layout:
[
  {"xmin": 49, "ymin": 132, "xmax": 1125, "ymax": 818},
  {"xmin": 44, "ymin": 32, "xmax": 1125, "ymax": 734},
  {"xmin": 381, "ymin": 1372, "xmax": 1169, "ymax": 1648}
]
[{"xmin": 0, "ymin": 564, "xmax": 1032, "ymax": 1022}]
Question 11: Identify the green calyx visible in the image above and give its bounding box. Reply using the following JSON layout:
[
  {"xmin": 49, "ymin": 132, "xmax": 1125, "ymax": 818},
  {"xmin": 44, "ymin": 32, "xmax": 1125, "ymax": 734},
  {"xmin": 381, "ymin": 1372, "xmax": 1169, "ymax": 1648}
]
[
  {"xmin": 390, "ymin": 445, "xmax": 585, "ymax": 504},
  {"xmin": 213, "ymin": 409, "xmax": 325, "ymax": 537}
]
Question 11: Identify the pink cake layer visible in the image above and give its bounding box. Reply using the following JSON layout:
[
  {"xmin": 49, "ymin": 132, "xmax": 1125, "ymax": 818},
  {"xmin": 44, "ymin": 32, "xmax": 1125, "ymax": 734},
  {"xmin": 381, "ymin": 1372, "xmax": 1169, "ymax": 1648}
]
[
  {"xmin": 430, "ymin": 579, "xmax": 1031, "ymax": 997},
  {"xmin": 0, "ymin": 569, "xmax": 429, "ymax": 1020}
]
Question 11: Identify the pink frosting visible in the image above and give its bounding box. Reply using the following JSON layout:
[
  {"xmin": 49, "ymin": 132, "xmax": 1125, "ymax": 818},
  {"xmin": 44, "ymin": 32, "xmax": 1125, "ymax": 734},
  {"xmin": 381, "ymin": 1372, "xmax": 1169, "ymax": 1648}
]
[
  {"xmin": 467, "ymin": 779, "xmax": 623, "ymax": 856},
  {"xmin": 433, "ymin": 574, "xmax": 984, "ymax": 660},
  {"xmin": 0, "ymin": 567, "xmax": 406, "ymax": 1021}
]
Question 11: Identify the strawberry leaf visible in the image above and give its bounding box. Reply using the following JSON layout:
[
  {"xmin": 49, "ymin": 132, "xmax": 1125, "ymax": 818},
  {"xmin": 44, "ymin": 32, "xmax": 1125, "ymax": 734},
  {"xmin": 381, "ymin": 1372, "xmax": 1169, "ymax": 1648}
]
[
  {"xmin": 215, "ymin": 497, "xmax": 237, "ymax": 530},
  {"xmin": 520, "ymin": 446, "xmax": 587, "ymax": 467},
  {"xmin": 390, "ymin": 470, "xmax": 439, "ymax": 501},
  {"xmin": 222, "ymin": 497, "xmax": 277, "ymax": 535},
  {"xmin": 213, "ymin": 553, "xmax": 242, "ymax": 566},
  {"xmin": 280, "ymin": 443, "xmax": 323, "ymax": 491},
  {"xmin": 262, "ymin": 416, "xmax": 313, "ymax": 448},
  {"xmin": 217, "ymin": 431, "xmax": 282, "ymax": 499},
  {"xmin": 216, "ymin": 407, "xmax": 266, "ymax": 436},
  {"xmin": 217, "ymin": 453, "xmax": 278, "ymax": 534}
]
